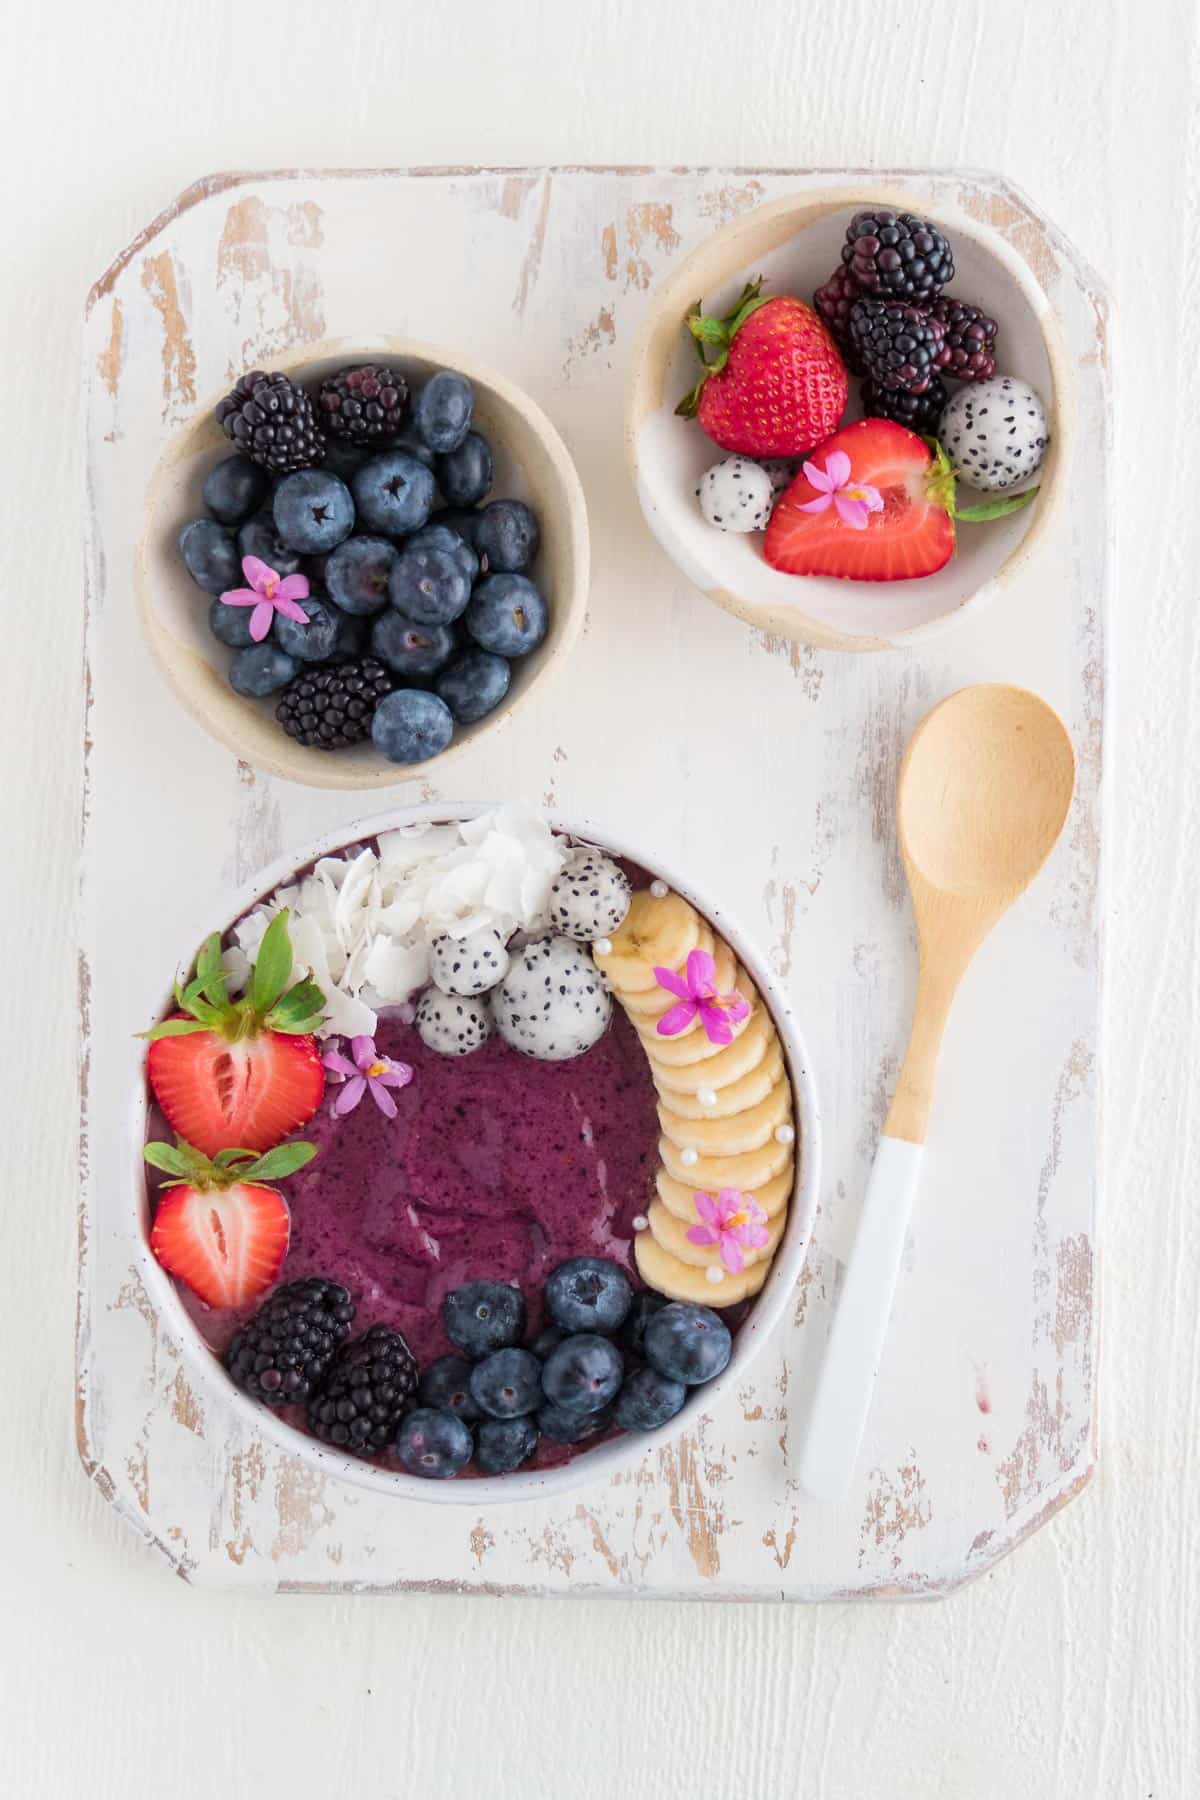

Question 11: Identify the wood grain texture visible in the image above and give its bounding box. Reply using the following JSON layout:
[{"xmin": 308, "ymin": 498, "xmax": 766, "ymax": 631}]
[{"xmin": 3, "ymin": 1, "xmax": 1197, "ymax": 1795}]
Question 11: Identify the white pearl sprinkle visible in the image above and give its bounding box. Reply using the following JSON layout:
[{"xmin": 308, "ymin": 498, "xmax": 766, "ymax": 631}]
[
  {"xmin": 631, "ymin": 1214, "xmax": 648, "ymax": 1232},
  {"xmin": 680, "ymin": 1147, "xmax": 698, "ymax": 1167},
  {"xmin": 698, "ymin": 1087, "xmax": 718, "ymax": 1108},
  {"xmin": 593, "ymin": 937, "xmax": 612, "ymax": 956},
  {"xmin": 775, "ymin": 1124, "xmax": 795, "ymax": 1145},
  {"xmin": 706, "ymin": 1265, "xmax": 726, "ymax": 1284},
  {"xmin": 649, "ymin": 879, "xmax": 669, "ymax": 899}
]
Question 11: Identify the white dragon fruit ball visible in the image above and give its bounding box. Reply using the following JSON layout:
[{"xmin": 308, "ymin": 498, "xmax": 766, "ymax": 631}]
[
  {"xmin": 939, "ymin": 375, "xmax": 1048, "ymax": 493},
  {"xmin": 415, "ymin": 987, "xmax": 494, "ymax": 1057},
  {"xmin": 429, "ymin": 924, "xmax": 512, "ymax": 997},
  {"xmin": 696, "ymin": 456, "xmax": 775, "ymax": 532},
  {"xmin": 548, "ymin": 849, "xmax": 632, "ymax": 942},
  {"xmin": 491, "ymin": 935, "xmax": 612, "ymax": 1061}
]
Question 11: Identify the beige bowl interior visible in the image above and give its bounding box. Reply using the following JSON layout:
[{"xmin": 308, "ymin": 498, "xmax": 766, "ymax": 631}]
[
  {"xmin": 138, "ymin": 339, "xmax": 590, "ymax": 787},
  {"xmin": 626, "ymin": 188, "xmax": 1070, "ymax": 651}
]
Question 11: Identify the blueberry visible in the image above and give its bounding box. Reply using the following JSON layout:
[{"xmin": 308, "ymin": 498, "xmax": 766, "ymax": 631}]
[
  {"xmin": 208, "ymin": 596, "xmax": 260, "ymax": 649},
  {"xmin": 324, "ymin": 535, "xmax": 398, "ymax": 616},
  {"xmin": 320, "ymin": 437, "xmax": 370, "ymax": 484},
  {"xmin": 388, "ymin": 541, "xmax": 473, "ymax": 625},
  {"xmin": 643, "ymin": 1302, "xmax": 732, "ymax": 1387},
  {"xmin": 537, "ymin": 1401, "xmax": 613, "ymax": 1445},
  {"xmin": 386, "ymin": 424, "xmax": 437, "ymax": 470},
  {"xmin": 330, "ymin": 609, "xmax": 368, "ymax": 662},
  {"xmin": 469, "ymin": 1347, "xmax": 543, "ymax": 1420},
  {"xmin": 436, "ymin": 649, "xmax": 511, "ymax": 724},
  {"xmin": 541, "ymin": 1335, "xmax": 624, "ymax": 1415},
  {"xmin": 237, "ymin": 511, "xmax": 304, "ymax": 576},
  {"xmin": 371, "ymin": 612, "xmax": 456, "ymax": 679},
  {"xmin": 418, "ymin": 1354, "xmax": 482, "ymax": 1423},
  {"xmin": 404, "ymin": 522, "xmax": 479, "ymax": 585},
  {"xmin": 619, "ymin": 1292, "xmax": 669, "ymax": 1359},
  {"xmin": 178, "ymin": 518, "xmax": 240, "ymax": 595},
  {"xmin": 431, "ymin": 507, "xmax": 484, "ymax": 552},
  {"xmin": 437, "ymin": 430, "xmax": 494, "ymax": 507},
  {"xmin": 614, "ymin": 1367, "xmax": 687, "ymax": 1432},
  {"xmin": 273, "ymin": 469, "xmax": 355, "ymax": 554},
  {"xmin": 371, "ymin": 688, "xmax": 455, "ymax": 763},
  {"xmin": 465, "ymin": 574, "xmax": 548, "ymax": 658},
  {"xmin": 352, "ymin": 452, "xmax": 436, "ymax": 537},
  {"xmin": 273, "ymin": 592, "xmax": 345, "ymax": 663},
  {"xmin": 442, "ymin": 1280, "xmax": 526, "ymax": 1358},
  {"xmin": 412, "ymin": 370, "xmax": 474, "ymax": 453},
  {"xmin": 202, "ymin": 455, "xmax": 268, "ymax": 526},
  {"xmin": 544, "ymin": 1258, "xmax": 633, "ymax": 1334},
  {"xmin": 475, "ymin": 1415, "xmax": 538, "ymax": 1475},
  {"xmin": 394, "ymin": 1407, "xmax": 474, "ymax": 1480},
  {"xmin": 228, "ymin": 643, "xmax": 299, "ymax": 698},
  {"xmin": 529, "ymin": 1325, "xmax": 564, "ymax": 1360},
  {"xmin": 475, "ymin": 499, "xmax": 540, "ymax": 573}
]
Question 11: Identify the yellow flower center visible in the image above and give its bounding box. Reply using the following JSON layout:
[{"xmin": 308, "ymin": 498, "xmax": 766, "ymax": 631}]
[
  {"xmin": 367, "ymin": 1059, "xmax": 389, "ymax": 1078},
  {"xmin": 726, "ymin": 1209, "xmax": 748, "ymax": 1230}
]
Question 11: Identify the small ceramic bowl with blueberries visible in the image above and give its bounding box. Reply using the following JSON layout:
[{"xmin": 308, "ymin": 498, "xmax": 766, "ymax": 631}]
[{"xmin": 138, "ymin": 342, "xmax": 590, "ymax": 788}]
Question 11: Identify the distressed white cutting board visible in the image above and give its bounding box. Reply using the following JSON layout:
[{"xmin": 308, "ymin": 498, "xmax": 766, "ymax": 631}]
[{"xmin": 79, "ymin": 167, "xmax": 1107, "ymax": 1596}]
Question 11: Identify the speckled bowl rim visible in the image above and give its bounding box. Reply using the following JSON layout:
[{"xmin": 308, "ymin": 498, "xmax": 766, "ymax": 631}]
[
  {"xmin": 625, "ymin": 183, "xmax": 1073, "ymax": 653},
  {"xmin": 127, "ymin": 803, "xmax": 823, "ymax": 1507},
  {"xmin": 137, "ymin": 337, "xmax": 590, "ymax": 787}
]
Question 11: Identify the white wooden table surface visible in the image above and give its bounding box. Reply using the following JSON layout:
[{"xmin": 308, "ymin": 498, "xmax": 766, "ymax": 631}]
[{"xmin": 7, "ymin": 1, "xmax": 1199, "ymax": 1794}]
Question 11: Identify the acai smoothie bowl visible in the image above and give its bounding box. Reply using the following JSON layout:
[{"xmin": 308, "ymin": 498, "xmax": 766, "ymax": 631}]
[{"xmin": 134, "ymin": 804, "xmax": 820, "ymax": 1503}]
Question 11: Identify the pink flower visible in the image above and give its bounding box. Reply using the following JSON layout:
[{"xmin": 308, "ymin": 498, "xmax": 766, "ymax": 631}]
[
  {"xmin": 686, "ymin": 1187, "xmax": 770, "ymax": 1275},
  {"xmin": 220, "ymin": 555, "xmax": 311, "ymax": 642},
  {"xmin": 797, "ymin": 449, "xmax": 884, "ymax": 531},
  {"xmin": 654, "ymin": 948, "xmax": 750, "ymax": 1046},
  {"xmin": 322, "ymin": 1035, "xmax": 413, "ymax": 1119}
]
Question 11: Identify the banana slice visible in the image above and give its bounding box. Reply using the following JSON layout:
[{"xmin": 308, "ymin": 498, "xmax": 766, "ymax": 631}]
[
  {"xmin": 593, "ymin": 890, "xmax": 701, "ymax": 993},
  {"xmin": 658, "ymin": 1075, "xmax": 791, "ymax": 1155},
  {"xmin": 656, "ymin": 1164, "xmax": 795, "ymax": 1222},
  {"xmin": 659, "ymin": 1131, "xmax": 793, "ymax": 1191},
  {"xmin": 656, "ymin": 1041, "xmax": 784, "ymax": 1119},
  {"xmin": 647, "ymin": 993, "xmax": 766, "ymax": 1078},
  {"xmin": 646, "ymin": 1198, "xmax": 787, "ymax": 1270},
  {"xmin": 622, "ymin": 925, "xmax": 716, "ymax": 1022},
  {"xmin": 635, "ymin": 1229, "xmax": 770, "ymax": 1307}
]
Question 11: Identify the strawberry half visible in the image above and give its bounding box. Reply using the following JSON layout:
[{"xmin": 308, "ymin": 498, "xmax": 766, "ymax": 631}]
[
  {"xmin": 145, "ymin": 1138, "xmax": 315, "ymax": 1308},
  {"xmin": 764, "ymin": 417, "xmax": 956, "ymax": 582},
  {"xmin": 144, "ymin": 912, "xmax": 326, "ymax": 1157},
  {"xmin": 676, "ymin": 278, "xmax": 847, "ymax": 458}
]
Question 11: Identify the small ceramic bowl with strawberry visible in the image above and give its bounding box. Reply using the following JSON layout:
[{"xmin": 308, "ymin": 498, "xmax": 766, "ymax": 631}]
[{"xmin": 625, "ymin": 185, "xmax": 1067, "ymax": 652}]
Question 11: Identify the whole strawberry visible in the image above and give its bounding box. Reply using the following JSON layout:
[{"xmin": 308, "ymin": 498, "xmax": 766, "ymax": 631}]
[{"xmin": 676, "ymin": 279, "xmax": 847, "ymax": 458}]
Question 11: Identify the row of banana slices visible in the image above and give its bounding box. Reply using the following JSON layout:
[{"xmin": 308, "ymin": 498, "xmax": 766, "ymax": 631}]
[{"xmin": 593, "ymin": 887, "xmax": 796, "ymax": 1307}]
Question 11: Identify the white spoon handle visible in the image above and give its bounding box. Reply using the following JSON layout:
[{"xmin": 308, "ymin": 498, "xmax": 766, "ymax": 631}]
[{"xmin": 798, "ymin": 1135, "xmax": 923, "ymax": 1502}]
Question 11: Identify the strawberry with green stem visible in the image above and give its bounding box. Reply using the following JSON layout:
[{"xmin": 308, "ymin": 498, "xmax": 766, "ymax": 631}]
[
  {"xmin": 144, "ymin": 1137, "xmax": 316, "ymax": 1308},
  {"xmin": 143, "ymin": 911, "xmax": 326, "ymax": 1157}
]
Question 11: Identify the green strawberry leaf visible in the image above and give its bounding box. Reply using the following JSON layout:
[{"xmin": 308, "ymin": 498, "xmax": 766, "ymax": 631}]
[
  {"xmin": 250, "ymin": 910, "xmax": 293, "ymax": 1020},
  {"xmin": 193, "ymin": 932, "xmax": 230, "ymax": 1008},
  {"xmin": 213, "ymin": 1146, "xmax": 258, "ymax": 1168},
  {"xmin": 143, "ymin": 1141, "xmax": 196, "ymax": 1177},
  {"xmin": 242, "ymin": 1142, "xmax": 318, "ymax": 1183},
  {"xmin": 956, "ymin": 487, "xmax": 1039, "ymax": 523},
  {"xmin": 266, "ymin": 978, "xmax": 327, "ymax": 1034},
  {"xmin": 139, "ymin": 1017, "xmax": 212, "ymax": 1041}
]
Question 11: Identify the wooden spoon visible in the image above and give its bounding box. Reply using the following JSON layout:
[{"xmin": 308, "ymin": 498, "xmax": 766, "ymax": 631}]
[{"xmin": 799, "ymin": 685, "xmax": 1075, "ymax": 1502}]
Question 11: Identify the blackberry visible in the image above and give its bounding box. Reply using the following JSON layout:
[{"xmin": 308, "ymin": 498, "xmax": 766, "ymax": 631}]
[
  {"xmin": 275, "ymin": 656, "xmax": 395, "ymax": 750},
  {"xmin": 861, "ymin": 375, "xmax": 950, "ymax": 434},
  {"xmin": 848, "ymin": 300, "xmax": 945, "ymax": 395},
  {"xmin": 317, "ymin": 364, "xmax": 410, "ymax": 445},
  {"xmin": 841, "ymin": 210, "xmax": 954, "ymax": 302},
  {"xmin": 308, "ymin": 1324, "xmax": 419, "ymax": 1454},
  {"xmin": 812, "ymin": 265, "xmax": 867, "ymax": 371},
  {"xmin": 928, "ymin": 297, "xmax": 999, "ymax": 382},
  {"xmin": 216, "ymin": 370, "xmax": 325, "ymax": 475},
  {"xmin": 224, "ymin": 1277, "xmax": 355, "ymax": 1407}
]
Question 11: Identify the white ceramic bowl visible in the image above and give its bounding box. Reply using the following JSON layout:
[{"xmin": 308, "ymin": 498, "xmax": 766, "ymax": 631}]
[
  {"xmin": 626, "ymin": 185, "xmax": 1070, "ymax": 652},
  {"xmin": 138, "ymin": 340, "xmax": 590, "ymax": 788},
  {"xmin": 130, "ymin": 804, "xmax": 822, "ymax": 1505}
]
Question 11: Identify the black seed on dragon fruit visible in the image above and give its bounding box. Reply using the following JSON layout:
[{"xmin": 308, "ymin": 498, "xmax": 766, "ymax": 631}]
[{"xmin": 548, "ymin": 849, "xmax": 632, "ymax": 943}]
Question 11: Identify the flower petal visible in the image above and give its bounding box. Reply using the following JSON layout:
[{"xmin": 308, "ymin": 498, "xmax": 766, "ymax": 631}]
[
  {"xmin": 369, "ymin": 1078, "xmax": 398, "ymax": 1118},
  {"xmin": 693, "ymin": 1190, "xmax": 719, "ymax": 1226},
  {"xmin": 241, "ymin": 555, "xmax": 276, "ymax": 592},
  {"xmin": 858, "ymin": 482, "xmax": 885, "ymax": 513},
  {"xmin": 720, "ymin": 1237, "xmax": 745, "ymax": 1274},
  {"xmin": 686, "ymin": 1225, "xmax": 720, "ymax": 1248},
  {"xmin": 220, "ymin": 587, "xmax": 261, "ymax": 608},
  {"xmin": 801, "ymin": 458, "xmax": 834, "ymax": 494},
  {"xmin": 350, "ymin": 1034, "xmax": 377, "ymax": 1070},
  {"xmin": 656, "ymin": 1000, "xmax": 698, "ymax": 1038},
  {"xmin": 374, "ymin": 1061, "xmax": 413, "ymax": 1088},
  {"xmin": 322, "ymin": 1049, "xmax": 358, "ymax": 1080},
  {"xmin": 333, "ymin": 1075, "xmax": 366, "ymax": 1115},
  {"xmin": 697, "ymin": 1003, "xmax": 734, "ymax": 1046},
  {"xmin": 735, "ymin": 1222, "xmax": 770, "ymax": 1249},
  {"xmin": 275, "ymin": 573, "xmax": 312, "ymax": 603},
  {"xmin": 274, "ymin": 592, "xmax": 312, "ymax": 626},
  {"xmin": 824, "ymin": 449, "xmax": 852, "ymax": 489},
  {"xmin": 249, "ymin": 600, "xmax": 275, "ymax": 642},
  {"xmin": 684, "ymin": 948, "xmax": 717, "ymax": 998},
  {"xmin": 653, "ymin": 965, "xmax": 692, "ymax": 1001},
  {"xmin": 797, "ymin": 492, "xmax": 834, "ymax": 514},
  {"xmin": 721, "ymin": 991, "xmax": 751, "ymax": 1025},
  {"xmin": 834, "ymin": 494, "xmax": 870, "ymax": 530}
]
